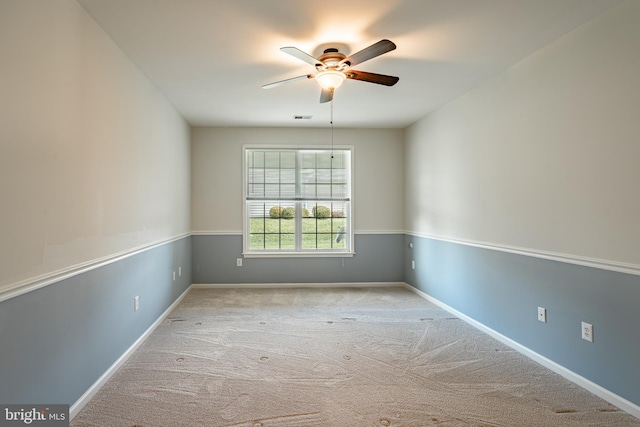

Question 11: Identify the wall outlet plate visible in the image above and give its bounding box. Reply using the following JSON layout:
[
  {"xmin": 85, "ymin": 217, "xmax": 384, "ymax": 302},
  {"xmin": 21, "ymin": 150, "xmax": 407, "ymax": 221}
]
[
  {"xmin": 581, "ymin": 321, "xmax": 593, "ymax": 342},
  {"xmin": 134, "ymin": 296, "xmax": 140, "ymax": 312},
  {"xmin": 237, "ymin": 258, "xmax": 243, "ymax": 267},
  {"xmin": 538, "ymin": 307, "xmax": 547, "ymax": 323}
]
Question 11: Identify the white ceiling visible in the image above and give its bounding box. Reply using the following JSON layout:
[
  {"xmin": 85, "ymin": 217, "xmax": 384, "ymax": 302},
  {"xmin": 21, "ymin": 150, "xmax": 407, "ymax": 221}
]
[{"xmin": 78, "ymin": 0, "xmax": 621, "ymax": 129}]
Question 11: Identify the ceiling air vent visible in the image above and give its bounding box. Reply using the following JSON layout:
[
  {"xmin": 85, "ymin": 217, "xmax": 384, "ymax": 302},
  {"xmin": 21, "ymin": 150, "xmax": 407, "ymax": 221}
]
[{"xmin": 293, "ymin": 115, "xmax": 312, "ymax": 120}]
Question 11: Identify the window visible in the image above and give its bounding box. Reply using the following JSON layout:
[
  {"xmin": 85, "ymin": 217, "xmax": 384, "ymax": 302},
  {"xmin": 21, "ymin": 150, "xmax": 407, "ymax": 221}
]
[{"xmin": 243, "ymin": 146, "xmax": 353, "ymax": 256}]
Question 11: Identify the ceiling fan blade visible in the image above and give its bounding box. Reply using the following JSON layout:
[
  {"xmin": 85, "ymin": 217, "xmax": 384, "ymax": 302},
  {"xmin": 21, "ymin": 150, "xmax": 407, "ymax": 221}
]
[
  {"xmin": 281, "ymin": 47, "xmax": 325, "ymax": 67},
  {"xmin": 340, "ymin": 39, "xmax": 396, "ymax": 67},
  {"xmin": 346, "ymin": 70, "xmax": 399, "ymax": 86},
  {"xmin": 262, "ymin": 74, "xmax": 313, "ymax": 89},
  {"xmin": 320, "ymin": 88, "xmax": 334, "ymax": 103}
]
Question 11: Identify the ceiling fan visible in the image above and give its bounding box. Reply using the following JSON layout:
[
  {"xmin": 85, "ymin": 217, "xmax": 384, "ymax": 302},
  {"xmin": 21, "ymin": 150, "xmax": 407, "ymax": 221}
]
[{"xmin": 262, "ymin": 39, "xmax": 399, "ymax": 103}]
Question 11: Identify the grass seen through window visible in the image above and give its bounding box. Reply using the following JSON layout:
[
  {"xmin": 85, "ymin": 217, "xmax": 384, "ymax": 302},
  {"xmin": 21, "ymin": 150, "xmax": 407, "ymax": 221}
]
[{"xmin": 250, "ymin": 217, "xmax": 347, "ymax": 250}]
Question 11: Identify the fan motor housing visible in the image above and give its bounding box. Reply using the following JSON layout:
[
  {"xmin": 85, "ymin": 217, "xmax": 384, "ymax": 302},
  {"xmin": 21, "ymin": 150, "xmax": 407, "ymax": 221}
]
[{"xmin": 316, "ymin": 48, "xmax": 348, "ymax": 71}]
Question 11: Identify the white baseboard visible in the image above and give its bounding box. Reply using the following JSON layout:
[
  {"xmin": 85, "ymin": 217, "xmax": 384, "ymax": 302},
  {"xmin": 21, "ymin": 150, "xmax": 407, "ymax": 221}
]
[
  {"xmin": 402, "ymin": 283, "xmax": 640, "ymax": 420},
  {"xmin": 69, "ymin": 285, "xmax": 193, "ymax": 420},
  {"xmin": 192, "ymin": 282, "xmax": 406, "ymax": 289}
]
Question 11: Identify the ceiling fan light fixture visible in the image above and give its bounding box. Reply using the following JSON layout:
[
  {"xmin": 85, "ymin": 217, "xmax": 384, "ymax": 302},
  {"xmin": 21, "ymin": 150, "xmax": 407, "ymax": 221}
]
[
  {"xmin": 265, "ymin": 40, "xmax": 398, "ymax": 102},
  {"xmin": 315, "ymin": 70, "xmax": 346, "ymax": 90}
]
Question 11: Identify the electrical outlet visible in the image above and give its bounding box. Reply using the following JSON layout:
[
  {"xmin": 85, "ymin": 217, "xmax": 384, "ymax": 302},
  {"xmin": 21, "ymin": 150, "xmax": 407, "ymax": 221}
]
[
  {"xmin": 134, "ymin": 296, "xmax": 139, "ymax": 312},
  {"xmin": 237, "ymin": 258, "xmax": 242, "ymax": 267},
  {"xmin": 538, "ymin": 307, "xmax": 547, "ymax": 323},
  {"xmin": 581, "ymin": 321, "xmax": 593, "ymax": 342},
  {"xmin": 411, "ymin": 260, "xmax": 415, "ymax": 270},
  {"xmin": 173, "ymin": 271, "xmax": 176, "ymax": 281},
  {"xmin": 178, "ymin": 266, "xmax": 182, "ymax": 277}
]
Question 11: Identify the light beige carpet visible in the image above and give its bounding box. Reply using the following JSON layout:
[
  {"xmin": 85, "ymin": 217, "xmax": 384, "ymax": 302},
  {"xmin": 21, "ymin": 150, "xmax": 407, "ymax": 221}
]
[{"xmin": 72, "ymin": 287, "xmax": 640, "ymax": 426}]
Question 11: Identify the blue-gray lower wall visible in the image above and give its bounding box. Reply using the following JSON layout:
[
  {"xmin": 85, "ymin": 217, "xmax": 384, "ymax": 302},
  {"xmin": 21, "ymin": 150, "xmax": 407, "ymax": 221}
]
[
  {"xmin": 404, "ymin": 234, "xmax": 640, "ymax": 407},
  {"xmin": 0, "ymin": 236, "xmax": 191, "ymax": 405},
  {"xmin": 6, "ymin": 231, "xmax": 636, "ymax": 411},
  {"xmin": 192, "ymin": 233, "xmax": 404, "ymax": 284}
]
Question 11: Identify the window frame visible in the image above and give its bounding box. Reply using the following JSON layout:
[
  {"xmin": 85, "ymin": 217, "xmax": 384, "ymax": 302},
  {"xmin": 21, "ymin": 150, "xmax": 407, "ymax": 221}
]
[{"xmin": 242, "ymin": 145, "xmax": 354, "ymax": 258}]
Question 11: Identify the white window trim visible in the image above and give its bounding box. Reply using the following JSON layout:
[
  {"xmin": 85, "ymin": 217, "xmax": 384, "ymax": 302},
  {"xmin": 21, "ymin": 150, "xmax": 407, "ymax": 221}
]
[{"xmin": 242, "ymin": 144, "xmax": 355, "ymax": 258}]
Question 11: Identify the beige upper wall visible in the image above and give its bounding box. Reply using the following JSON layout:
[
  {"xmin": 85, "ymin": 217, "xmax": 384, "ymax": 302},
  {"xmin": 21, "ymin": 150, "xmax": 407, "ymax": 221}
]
[
  {"xmin": 191, "ymin": 127, "xmax": 404, "ymax": 234},
  {"xmin": 404, "ymin": 1, "xmax": 640, "ymax": 266},
  {"xmin": 0, "ymin": 0, "xmax": 190, "ymax": 292}
]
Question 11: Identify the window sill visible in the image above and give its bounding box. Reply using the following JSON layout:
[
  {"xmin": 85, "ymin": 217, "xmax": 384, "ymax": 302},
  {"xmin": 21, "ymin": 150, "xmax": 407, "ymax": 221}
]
[{"xmin": 242, "ymin": 251, "xmax": 355, "ymax": 259}]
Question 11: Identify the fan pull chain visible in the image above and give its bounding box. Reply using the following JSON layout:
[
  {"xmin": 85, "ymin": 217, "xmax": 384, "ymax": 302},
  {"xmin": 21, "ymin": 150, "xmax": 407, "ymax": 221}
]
[{"xmin": 330, "ymin": 99, "xmax": 334, "ymax": 158}]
